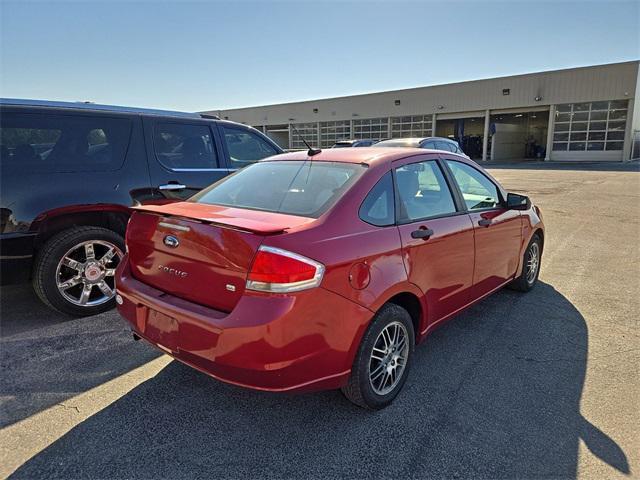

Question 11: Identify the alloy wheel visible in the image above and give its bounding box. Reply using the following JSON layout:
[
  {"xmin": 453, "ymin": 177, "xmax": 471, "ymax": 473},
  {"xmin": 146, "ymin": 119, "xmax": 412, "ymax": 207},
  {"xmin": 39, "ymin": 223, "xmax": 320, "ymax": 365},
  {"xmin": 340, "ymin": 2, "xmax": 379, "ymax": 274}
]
[
  {"xmin": 526, "ymin": 242, "xmax": 540, "ymax": 284},
  {"xmin": 55, "ymin": 240, "xmax": 123, "ymax": 307},
  {"xmin": 369, "ymin": 321, "xmax": 409, "ymax": 395}
]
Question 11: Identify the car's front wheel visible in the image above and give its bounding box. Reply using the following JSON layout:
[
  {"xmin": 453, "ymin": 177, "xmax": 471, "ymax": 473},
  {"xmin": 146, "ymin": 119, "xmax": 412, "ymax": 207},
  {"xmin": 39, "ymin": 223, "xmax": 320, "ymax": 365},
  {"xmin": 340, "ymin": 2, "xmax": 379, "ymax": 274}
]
[
  {"xmin": 32, "ymin": 226, "xmax": 125, "ymax": 316},
  {"xmin": 341, "ymin": 303, "xmax": 415, "ymax": 409},
  {"xmin": 509, "ymin": 233, "xmax": 542, "ymax": 292}
]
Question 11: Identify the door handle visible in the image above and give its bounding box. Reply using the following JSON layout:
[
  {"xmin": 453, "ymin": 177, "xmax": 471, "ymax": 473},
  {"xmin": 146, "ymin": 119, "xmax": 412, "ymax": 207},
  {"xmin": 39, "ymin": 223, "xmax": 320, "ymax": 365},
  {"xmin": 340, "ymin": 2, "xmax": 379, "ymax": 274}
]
[
  {"xmin": 159, "ymin": 183, "xmax": 186, "ymax": 191},
  {"xmin": 411, "ymin": 228, "xmax": 434, "ymax": 239},
  {"xmin": 478, "ymin": 218, "xmax": 492, "ymax": 227}
]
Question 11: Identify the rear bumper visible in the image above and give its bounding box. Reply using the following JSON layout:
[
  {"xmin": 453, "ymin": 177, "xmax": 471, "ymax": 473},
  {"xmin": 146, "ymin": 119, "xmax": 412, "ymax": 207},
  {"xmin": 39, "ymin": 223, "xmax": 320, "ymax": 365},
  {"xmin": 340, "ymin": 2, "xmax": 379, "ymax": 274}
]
[
  {"xmin": 0, "ymin": 233, "xmax": 36, "ymax": 285},
  {"xmin": 115, "ymin": 258, "xmax": 374, "ymax": 393}
]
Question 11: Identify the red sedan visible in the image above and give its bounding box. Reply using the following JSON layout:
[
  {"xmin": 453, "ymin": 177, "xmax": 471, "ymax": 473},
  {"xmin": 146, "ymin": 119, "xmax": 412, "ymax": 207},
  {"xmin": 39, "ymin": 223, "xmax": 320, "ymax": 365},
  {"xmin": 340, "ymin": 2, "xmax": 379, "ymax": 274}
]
[{"xmin": 115, "ymin": 148, "xmax": 544, "ymax": 409}]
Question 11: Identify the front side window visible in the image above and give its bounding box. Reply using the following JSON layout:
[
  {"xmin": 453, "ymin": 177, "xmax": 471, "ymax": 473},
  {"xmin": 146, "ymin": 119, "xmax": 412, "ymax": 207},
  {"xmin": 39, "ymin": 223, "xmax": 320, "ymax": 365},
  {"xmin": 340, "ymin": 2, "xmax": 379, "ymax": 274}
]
[
  {"xmin": 154, "ymin": 123, "xmax": 217, "ymax": 170},
  {"xmin": 446, "ymin": 160, "xmax": 500, "ymax": 210},
  {"xmin": 222, "ymin": 127, "xmax": 279, "ymax": 167},
  {"xmin": 394, "ymin": 160, "xmax": 456, "ymax": 222},
  {"xmin": 0, "ymin": 112, "xmax": 131, "ymax": 173},
  {"xmin": 192, "ymin": 160, "xmax": 364, "ymax": 218},
  {"xmin": 359, "ymin": 172, "xmax": 395, "ymax": 226}
]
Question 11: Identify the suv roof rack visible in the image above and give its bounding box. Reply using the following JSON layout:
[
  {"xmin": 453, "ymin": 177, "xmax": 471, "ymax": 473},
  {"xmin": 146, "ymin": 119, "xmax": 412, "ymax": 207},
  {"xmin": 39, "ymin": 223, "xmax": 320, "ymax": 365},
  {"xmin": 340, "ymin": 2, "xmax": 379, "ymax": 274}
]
[{"xmin": 200, "ymin": 113, "xmax": 220, "ymax": 120}]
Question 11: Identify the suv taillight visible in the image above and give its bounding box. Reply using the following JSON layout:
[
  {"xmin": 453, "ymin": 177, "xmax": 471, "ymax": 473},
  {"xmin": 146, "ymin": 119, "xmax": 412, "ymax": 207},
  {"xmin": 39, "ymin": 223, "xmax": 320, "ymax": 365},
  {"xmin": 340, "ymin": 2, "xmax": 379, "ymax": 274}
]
[{"xmin": 246, "ymin": 246, "xmax": 325, "ymax": 293}]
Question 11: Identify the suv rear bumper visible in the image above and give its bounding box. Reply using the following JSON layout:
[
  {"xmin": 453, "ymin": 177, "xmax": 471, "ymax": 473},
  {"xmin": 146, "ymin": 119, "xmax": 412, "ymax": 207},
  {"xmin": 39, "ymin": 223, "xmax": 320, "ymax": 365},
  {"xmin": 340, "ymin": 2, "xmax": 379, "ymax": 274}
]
[
  {"xmin": 0, "ymin": 233, "xmax": 36, "ymax": 285},
  {"xmin": 115, "ymin": 258, "xmax": 373, "ymax": 393}
]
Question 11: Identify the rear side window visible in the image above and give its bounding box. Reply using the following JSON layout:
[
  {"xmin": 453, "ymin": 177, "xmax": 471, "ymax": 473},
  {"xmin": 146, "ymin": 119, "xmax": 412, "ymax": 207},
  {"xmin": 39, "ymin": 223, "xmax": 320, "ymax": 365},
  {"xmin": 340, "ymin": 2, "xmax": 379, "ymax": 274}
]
[
  {"xmin": 222, "ymin": 127, "xmax": 279, "ymax": 168},
  {"xmin": 436, "ymin": 141, "xmax": 455, "ymax": 152},
  {"xmin": 154, "ymin": 123, "xmax": 217, "ymax": 170},
  {"xmin": 192, "ymin": 160, "xmax": 364, "ymax": 218},
  {"xmin": 359, "ymin": 172, "xmax": 395, "ymax": 226},
  {"xmin": 0, "ymin": 112, "xmax": 131, "ymax": 173}
]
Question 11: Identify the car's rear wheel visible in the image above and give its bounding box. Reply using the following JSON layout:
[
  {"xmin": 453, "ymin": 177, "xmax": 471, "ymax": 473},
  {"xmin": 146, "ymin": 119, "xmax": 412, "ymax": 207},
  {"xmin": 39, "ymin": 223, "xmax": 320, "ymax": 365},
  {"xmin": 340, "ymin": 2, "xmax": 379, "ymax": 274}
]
[
  {"xmin": 341, "ymin": 303, "xmax": 415, "ymax": 409},
  {"xmin": 33, "ymin": 226, "xmax": 124, "ymax": 316},
  {"xmin": 509, "ymin": 233, "xmax": 542, "ymax": 292}
]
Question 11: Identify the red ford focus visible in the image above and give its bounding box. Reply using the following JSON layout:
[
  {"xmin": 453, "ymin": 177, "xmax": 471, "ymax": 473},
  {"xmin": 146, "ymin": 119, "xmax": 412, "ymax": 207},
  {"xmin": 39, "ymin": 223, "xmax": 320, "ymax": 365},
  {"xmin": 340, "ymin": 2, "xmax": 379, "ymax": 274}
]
[{"xmin": 115, "ymin": 147, "xmax": 544, "ymax": 409}]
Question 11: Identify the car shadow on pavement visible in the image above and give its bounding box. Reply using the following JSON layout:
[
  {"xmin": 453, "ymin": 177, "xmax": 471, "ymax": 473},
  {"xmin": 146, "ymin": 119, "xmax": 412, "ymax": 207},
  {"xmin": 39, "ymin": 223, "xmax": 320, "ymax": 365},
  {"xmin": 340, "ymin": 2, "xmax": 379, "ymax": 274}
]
[
  {"xmin": 9, "ymin": 282, "xmax": 630, "ymax": 479},
  {"xmin": 0, "ymin": 285, "xmax": 161, "ymax": 429}
]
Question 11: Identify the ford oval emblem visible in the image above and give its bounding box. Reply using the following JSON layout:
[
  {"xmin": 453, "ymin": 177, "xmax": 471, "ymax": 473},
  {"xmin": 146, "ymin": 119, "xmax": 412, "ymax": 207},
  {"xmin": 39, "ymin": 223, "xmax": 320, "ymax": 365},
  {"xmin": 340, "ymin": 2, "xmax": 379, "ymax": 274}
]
[{"xmin": 163, "ymin": 235, "xmax": 179, "ymax": 248}]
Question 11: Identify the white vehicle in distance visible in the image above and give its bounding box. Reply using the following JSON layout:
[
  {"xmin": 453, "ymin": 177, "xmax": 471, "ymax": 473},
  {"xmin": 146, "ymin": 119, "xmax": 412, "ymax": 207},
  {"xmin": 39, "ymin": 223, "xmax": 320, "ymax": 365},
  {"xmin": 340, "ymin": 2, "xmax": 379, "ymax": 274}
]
[{"xmin": 375, "ymin": 137, "xmax": 469, "ymax": 158}]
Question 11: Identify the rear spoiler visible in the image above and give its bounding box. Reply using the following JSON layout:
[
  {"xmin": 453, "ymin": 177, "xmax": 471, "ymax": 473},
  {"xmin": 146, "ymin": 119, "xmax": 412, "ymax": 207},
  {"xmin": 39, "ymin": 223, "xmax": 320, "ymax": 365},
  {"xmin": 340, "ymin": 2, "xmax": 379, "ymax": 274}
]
[{"xmin": 131, "ymin": 204, "xmax": 289, "ymax": 235}]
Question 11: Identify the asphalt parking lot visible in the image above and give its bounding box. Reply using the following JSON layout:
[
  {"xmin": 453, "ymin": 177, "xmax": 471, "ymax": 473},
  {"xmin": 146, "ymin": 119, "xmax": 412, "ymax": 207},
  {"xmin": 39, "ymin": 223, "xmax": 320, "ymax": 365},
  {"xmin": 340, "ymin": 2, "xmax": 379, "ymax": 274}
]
[{"xmin": 1, "ymin": 162, "xmax": 638, "ymax": 479}]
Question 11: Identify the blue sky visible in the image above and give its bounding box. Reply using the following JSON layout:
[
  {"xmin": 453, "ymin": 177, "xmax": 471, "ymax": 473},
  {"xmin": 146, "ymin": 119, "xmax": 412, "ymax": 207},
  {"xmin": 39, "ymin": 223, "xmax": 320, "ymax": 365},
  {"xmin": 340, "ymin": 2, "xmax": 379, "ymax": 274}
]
[{"xmin": 1, "ymin": 0, "xmax": 638, "ymax": 112}]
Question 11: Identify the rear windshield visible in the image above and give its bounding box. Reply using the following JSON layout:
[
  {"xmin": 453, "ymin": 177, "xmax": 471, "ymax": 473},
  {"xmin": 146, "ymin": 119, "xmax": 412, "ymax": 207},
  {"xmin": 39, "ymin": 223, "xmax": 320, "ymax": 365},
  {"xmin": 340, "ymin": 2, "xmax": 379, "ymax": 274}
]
[{"xmin": 191, "ymin": 160, "xmax": 365, "ymax": 218}]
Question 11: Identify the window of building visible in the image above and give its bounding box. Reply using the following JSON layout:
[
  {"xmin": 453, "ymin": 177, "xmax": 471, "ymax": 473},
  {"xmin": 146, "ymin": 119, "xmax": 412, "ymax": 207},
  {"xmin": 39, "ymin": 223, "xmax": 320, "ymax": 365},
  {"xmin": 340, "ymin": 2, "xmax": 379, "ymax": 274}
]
[
  {"xmin": 320, "ymin": 120, "xmax": 351, "ymax": 148},
  {"xmin": 553, "ymin": 100, "xmax": 628, "ymax": 152},
  {"xmin": 154, "ymin": 123, "xmax": 217, "ymax": 170},
  {"xmin": 289, "ymin": 123, "xmax": 319, "ymax": 150},
  {"xmin": 391, "ymin": 115, "xmax": 433, "ymax": 138},
  {"xmin": 0, "ymin": 113, "xmax": 131, "ymax": 173},
  {"xmin": 352, "ymin": 117, "xmax": 388, "ymax": 141}
]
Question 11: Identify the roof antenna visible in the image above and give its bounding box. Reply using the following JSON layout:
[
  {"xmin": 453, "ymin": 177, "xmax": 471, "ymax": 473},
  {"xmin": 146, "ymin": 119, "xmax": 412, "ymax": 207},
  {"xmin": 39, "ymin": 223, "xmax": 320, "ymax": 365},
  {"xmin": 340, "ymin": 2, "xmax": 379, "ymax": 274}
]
[{"xmin": 291, "ymin": 124, "xmax": 321, "ymax": 157}]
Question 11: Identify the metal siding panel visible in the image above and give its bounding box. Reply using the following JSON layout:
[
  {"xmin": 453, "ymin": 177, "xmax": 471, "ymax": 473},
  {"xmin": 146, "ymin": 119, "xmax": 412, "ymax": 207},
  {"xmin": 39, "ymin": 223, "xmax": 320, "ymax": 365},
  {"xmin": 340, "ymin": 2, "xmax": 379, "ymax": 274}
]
[
  {"xmin": 550, "ymin": 150, "xmax": 623, "ymax": 161},
  {"xmin": 207, "ymin": 62, "xmax": 639, "ymax": 127}
]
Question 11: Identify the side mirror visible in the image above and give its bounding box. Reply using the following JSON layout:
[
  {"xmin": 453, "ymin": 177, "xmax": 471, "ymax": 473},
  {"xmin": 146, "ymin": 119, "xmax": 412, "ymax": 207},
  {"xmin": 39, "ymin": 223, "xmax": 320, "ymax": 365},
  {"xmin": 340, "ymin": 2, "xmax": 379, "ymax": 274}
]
[{"xmin": 506, "ymin": 192, "xmax": 531, "ymax": 210}]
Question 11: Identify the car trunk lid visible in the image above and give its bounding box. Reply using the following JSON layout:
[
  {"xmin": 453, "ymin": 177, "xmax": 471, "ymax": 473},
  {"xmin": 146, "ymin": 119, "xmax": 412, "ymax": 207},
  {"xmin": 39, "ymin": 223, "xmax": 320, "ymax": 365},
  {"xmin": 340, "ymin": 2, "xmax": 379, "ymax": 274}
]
[{"xmin": 126, "ymin": 202, "xmax": 314, "ymax": 311}]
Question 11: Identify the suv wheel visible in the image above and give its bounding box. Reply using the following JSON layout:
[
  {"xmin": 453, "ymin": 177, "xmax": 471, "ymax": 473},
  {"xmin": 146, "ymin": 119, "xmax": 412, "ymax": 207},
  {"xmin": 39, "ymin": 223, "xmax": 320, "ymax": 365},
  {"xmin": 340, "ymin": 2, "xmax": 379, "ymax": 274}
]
[
  {"xmin": 33, "ymin": 226, "xmax": 125, "ymax": 316},
  {"xmin": 341, "ymin": 303, "xmax": 415, "ymax": 409}
]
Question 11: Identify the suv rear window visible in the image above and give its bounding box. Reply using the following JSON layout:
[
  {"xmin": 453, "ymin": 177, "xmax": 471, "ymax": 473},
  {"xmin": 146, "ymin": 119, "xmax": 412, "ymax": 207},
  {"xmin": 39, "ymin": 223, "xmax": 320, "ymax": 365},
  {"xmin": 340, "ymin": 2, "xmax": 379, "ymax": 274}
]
[
  {"xmin": 0, "ymin": 112, "xmax": 132, "ymax": 173},
  {"xmin": 192, "ymin": 160, "xmax": 364, "ymax": 218}
]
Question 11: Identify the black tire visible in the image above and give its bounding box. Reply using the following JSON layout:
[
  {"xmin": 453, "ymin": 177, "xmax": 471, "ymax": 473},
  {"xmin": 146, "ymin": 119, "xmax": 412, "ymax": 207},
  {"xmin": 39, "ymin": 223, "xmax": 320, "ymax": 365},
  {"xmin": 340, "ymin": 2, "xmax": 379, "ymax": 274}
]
[
  {"xmin": 341, "ymin": 303, "xmax": 415, "ymax": 409},
  {"xmin": 32, "ymin": 226, "xmax": 125, "ymax": 317},
  {"xmin": 508, "ymin": 233, "xmax": 542, "ymax": 292}
]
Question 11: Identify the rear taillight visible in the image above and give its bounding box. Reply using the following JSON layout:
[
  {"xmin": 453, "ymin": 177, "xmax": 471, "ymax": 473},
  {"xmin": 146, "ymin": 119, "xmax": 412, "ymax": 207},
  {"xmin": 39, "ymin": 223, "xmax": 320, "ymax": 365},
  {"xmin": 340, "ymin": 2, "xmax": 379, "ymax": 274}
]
[{"xmin": 246, "ymin": 246, "xmax": 325, "ymax": 293}]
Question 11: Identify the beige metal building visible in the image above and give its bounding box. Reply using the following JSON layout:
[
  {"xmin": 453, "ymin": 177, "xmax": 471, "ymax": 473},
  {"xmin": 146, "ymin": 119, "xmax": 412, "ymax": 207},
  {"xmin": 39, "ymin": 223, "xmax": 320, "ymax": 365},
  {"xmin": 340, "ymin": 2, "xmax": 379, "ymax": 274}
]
[{"xmin": 204, "ymin": 61, "xmax": 640, "ymax": 162}]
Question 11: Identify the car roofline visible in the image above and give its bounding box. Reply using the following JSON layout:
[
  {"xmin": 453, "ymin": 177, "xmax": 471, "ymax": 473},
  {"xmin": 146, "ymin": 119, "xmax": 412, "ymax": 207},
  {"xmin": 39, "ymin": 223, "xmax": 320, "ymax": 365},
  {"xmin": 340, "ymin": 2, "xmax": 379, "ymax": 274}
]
[
  {"xmin": 0, "ymin": 98, "xmax": 219, "ymax": 120},
  {"xmin": 259, "ymin": 147, "xmax": 445, "ymax": 167}
]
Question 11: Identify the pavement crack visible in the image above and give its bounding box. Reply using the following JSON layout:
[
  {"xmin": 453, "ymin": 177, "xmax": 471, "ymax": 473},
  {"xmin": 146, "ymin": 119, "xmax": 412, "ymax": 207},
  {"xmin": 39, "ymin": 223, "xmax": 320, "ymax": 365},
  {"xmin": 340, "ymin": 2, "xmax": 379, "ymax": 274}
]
[
  {"xmin": 514, "ymin": 355, "xmax": 582, "ymax": 363},
  {"xmin": 56, "ymin": 402, "xmax": 80, "ymax": 414}
]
